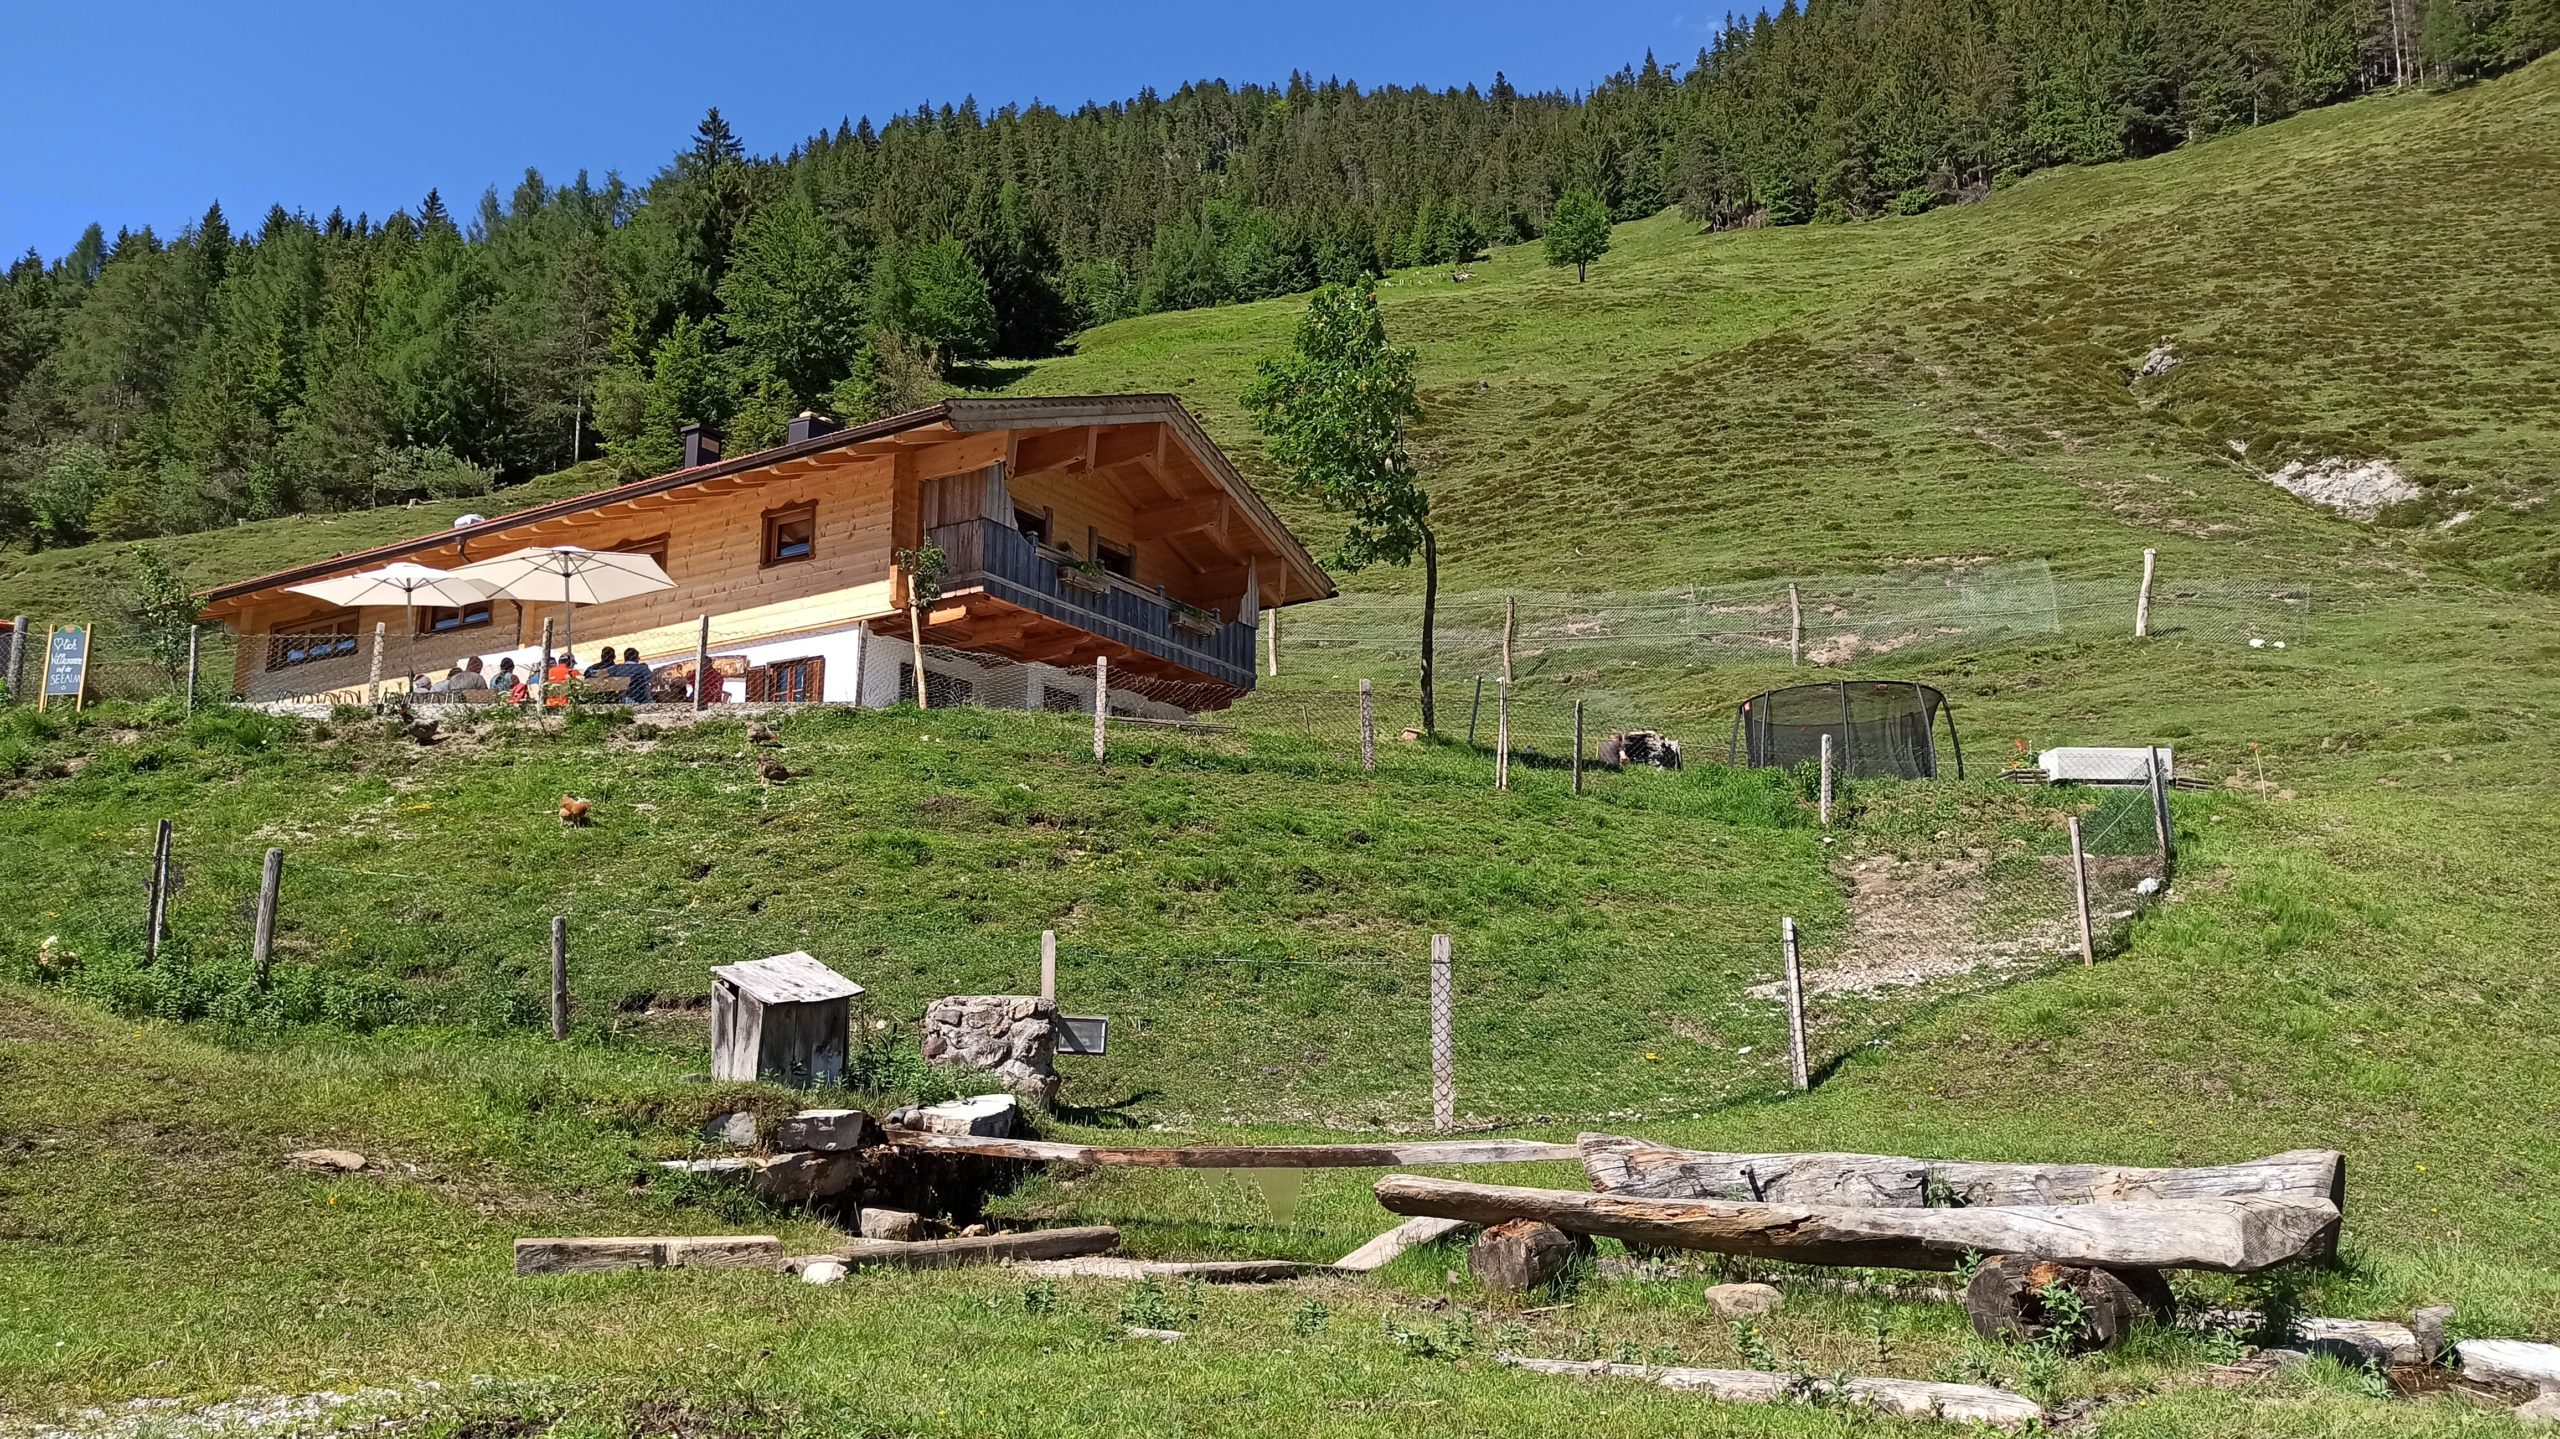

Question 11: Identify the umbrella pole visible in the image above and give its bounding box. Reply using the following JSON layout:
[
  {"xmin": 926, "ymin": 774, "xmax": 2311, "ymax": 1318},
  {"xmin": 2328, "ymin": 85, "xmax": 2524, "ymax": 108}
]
[
  {"xmin": 405, "ymin": 598, "xmax": 417, "ymax": 695},
  {"xmin": 561, "ymin": 571, "xmax": 575, "ymax": 672}
]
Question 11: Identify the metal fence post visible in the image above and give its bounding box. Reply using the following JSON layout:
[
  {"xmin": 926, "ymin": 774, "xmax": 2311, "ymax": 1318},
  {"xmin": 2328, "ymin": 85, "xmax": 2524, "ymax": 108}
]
[
  {"xmin": 2149, "ymin": 746, "xmax": 2175, "ymax": 872},
  {"xmin": 1430, "ymin": 934, "xmax": 1454, "ymax": 1133},
  {"xmin": 146, "ymin": 819, "xmax": 173, "ymax": 963},
  {"xmin": 1466, "ymin": 676, "xmax": 1483, "ymax": 746}
]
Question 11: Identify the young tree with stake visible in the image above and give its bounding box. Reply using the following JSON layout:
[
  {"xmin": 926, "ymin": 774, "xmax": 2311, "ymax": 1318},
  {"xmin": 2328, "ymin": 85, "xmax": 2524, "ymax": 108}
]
[{"xmin": 1245, "ymin": 282, "xmax": 1440, "ymax": 730}]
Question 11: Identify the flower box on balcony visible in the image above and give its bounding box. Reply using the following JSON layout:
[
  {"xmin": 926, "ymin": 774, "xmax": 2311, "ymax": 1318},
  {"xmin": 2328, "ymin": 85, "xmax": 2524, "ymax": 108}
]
[
  {"xmin": 1058, "ymin": 564, "xmax": 1112, "ymax": 598},
  {"xmin": 1170, "ymin": 604, "xmax": 1222, "ymax": 637}
]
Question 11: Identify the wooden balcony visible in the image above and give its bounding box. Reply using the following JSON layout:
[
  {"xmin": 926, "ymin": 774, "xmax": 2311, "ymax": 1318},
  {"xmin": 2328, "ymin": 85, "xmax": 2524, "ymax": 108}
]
[{"xmin": 925, "ymin": 518, "xmax": 1257, "ymax": 691}]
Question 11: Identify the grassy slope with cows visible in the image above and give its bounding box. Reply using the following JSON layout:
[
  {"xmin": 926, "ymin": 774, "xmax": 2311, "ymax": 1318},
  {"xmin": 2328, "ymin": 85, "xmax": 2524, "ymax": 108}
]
[{"xmin": 4, "ymin": 61, "xmax": 2560, "ymax": 1439}]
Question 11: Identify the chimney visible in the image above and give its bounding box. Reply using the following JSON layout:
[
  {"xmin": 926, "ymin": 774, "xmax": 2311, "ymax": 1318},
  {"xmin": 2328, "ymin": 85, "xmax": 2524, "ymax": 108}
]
[
  {"xmin": 786, "ymin": 410, "xmax": 840, "ymax": 445},
  {"xmin": 680, "ymin": 423, "xmax": 723, "ymax": 469}
]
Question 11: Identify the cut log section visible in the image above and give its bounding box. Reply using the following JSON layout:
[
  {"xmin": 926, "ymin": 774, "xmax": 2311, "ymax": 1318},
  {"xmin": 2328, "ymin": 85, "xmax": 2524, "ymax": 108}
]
[
  {"xmin": 1468, "ymin": 1219, "xmax": 1590, "ymax": 1294},
  {"xmin": 1335, "ymin": 1216, "xmax": 1470, "ymax": 1273},
  {"xmin": 514, "ymin": 1235, "xmax": 782, "ymax": 1275},
  {"xmin": 2459, "ymin": 1340, "xmax": 2560, "ymax": 1395},
  {"xmin": 1497, "ymin": 1354, "xmax": 2043, "ymax": 1430},
  {"xmin": 1963, "ymin": 1254, "xmax": 2174, "ymax": 1351},
  {"xmin": 1375, "ymin": 1175, "xmax": 2338, "ymax": 1273},
  {"xmin": 1580, "ymin": 1135, "xmax": 2345, "ymax": 1257},
  {"xmin": 884, "ymin": 1132, "xmax": 1578, "ymax": 1169},
  {"xmin": 1010, "ymin": 1257, "xmax": 1331, "ymax": 1283},
  {"xmin": 829, "ymin": 1225, "xmax": 1121, "ymax": 1271}
]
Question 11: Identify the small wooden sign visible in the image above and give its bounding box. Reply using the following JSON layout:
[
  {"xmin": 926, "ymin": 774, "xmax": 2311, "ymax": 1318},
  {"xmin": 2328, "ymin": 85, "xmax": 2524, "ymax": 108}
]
[
  {"xmin": 1058, "ymin": 1015, "xmax": 1109, "ymax": 1057},
  {"xmin": 39, "ymin": 624, "xmax": 90, "ymax": 712}
]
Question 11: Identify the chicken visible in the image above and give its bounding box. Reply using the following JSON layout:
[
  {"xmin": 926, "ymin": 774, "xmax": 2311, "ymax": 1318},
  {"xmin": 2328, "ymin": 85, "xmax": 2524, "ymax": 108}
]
[
  {"xmin": 756, "ymin": 758, "xmax": 791, "ymax": 784},
  {"xmin": 746, "ymin": 723, "xmax": 779, "ymax": 746},
  {"xmin": 559, "ymin": 795, "xmax": 592, "ymax": 826}
]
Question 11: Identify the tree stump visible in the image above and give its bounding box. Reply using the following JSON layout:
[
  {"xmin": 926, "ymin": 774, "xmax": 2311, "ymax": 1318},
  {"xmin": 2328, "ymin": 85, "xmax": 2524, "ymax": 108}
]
[
  {"xmin": 1468, "ymin": 1218, "xmax": 1590, "ymax": 1294},
  {"xmin": 1963, "ymin": 1254, "xmax": 2174, "ymax": 1352}
]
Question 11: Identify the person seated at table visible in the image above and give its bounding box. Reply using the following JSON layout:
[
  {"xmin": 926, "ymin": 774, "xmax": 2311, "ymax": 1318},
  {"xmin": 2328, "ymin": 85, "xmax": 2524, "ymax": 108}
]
[
  {"xmin": 650, "ymin": 664, "xmax": 691, "ymax": 705},
  {"xmin": 583, "ymin": 649, "xmax": 616, "ymax": 680},
  {"xmin": 608, "ymin": 648, "xmax": 653, "ymax": 703},
  {"xmin": 545, "ymin": 652, "xmax": 577, "ymax": 707},
  {"xmin": 445, "ymin": 657, "xmax": 491, "ymax": 695}
]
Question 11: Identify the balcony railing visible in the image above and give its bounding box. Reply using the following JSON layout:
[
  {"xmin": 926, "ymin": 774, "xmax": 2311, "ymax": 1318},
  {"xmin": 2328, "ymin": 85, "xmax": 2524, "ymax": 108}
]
[{"xmin": 927, "ymin": 518, "xmax": 1256, "ymax": 688}]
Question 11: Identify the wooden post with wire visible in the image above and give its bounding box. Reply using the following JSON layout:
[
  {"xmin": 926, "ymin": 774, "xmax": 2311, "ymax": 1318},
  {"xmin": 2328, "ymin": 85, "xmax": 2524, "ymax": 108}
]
[
  {"xmin": 1040, "ymin": 930, "xmax": 1057, "ymax": 1003},
  {"xmin": 184, "ymin": 625, "xmax": 200, "ymax": 715},
  {"xmin": 366, "ymin": 622, "xmax": 387, "ymax": 709},
  {"xmin": 1359, "ymin": 679, "xmax": 1375, "ymax": 772},
  {"xmin": 1790, "ymin": 583, "xmax": 1803, "ymax": 666},
  {"xmin": 1265, "ymin": 607, "xmax": 1279, "ymax": 677},
  {"xmin": 540, "ymin": 617, "xmax": 555, "ymax": 674},
  {"xmin": 550, "ymin": 916, "xmax": 569, "ymax": 1041},
  {"xmin": 1819, "ymin": 733, "xmax": 1834, "ymax": 827},
  {"xmin": 1494, "ymin": 680, "xmax": 1511, "ymax": 790},
  {"xmin": 4, "ymin": 616, "xmax": 25, "ymax": 703},
  {"xmin": 1430, "ymin": 934, "xmax": 1454, "ymax": 1132},
  {"xmin": 2148, "ymin": 746, "xmax": 2175, "ymax": 872},
  {"xmin": 253, "ymin": 847, "xmax": 283, "ymax": 988},
  {"xmin": 2069, "ymin": 815, "xmax": 2096, "ymax": 966},
  {"xmin": 2135, "ymin": 548, "xmax": 2157, "ymax": 638},
  {"xmin": 1090, "ymin": 655, "xmax": 1109, "ymax": 762},
  {"xmin": 145, "ymin": 818, "xmax": 173, "ymax": 964},
  {"xmin": 1466, "ymin": 677, "xmax": 1483, "ymax": 746},
  {"xmin": 692, "ymin": 613, "xmax": 711, "ymax": 712},
  {"xmin": 1572, "ymin": 700, "xmax": 1585, "ymax": 795},
  {"xmin": 1782, "ymin": 917, "xmax": 1810, "ymax": 1092}
]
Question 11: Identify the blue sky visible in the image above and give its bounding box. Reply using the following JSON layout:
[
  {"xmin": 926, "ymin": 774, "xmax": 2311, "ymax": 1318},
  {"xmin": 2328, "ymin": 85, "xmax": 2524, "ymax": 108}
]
[{"xmin": 0, "ymin": 1, "xmax": 1726, "ymax": 262}]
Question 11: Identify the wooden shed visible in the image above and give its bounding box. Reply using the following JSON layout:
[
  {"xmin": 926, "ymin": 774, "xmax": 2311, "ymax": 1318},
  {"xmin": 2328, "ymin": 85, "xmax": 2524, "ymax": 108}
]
[{"xmin": 710, "ymin": 952, "xmax": 862, "ymax": 1087}]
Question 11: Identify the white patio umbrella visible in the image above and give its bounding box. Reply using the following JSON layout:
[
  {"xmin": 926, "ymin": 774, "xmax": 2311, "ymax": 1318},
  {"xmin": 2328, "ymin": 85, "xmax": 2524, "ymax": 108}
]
[
  {"xmin": 451, "ymin": 545, "xmax": 675, "ymax": 665},
  {"xmin": 284, "ymin": 562, "xmax": 495, "ymax": 684}
]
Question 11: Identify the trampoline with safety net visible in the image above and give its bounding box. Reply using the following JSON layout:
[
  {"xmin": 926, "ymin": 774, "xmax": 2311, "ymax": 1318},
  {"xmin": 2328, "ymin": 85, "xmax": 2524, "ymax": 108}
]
[{"xmin": 1727, "ymin": 679, "xmax": 1965, "ymax": 780}]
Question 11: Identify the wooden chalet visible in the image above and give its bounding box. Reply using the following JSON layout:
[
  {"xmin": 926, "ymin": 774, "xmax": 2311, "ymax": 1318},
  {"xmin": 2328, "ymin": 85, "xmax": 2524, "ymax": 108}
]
[{"xmin": 197, "ymin": 396, "xmax": 1334, "ymax": 710}]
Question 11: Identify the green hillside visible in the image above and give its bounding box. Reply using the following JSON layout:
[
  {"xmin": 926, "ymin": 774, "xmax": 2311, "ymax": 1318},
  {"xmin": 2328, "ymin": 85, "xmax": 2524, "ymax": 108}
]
[{"xmin": 6, "ymin": 61, "xmax": 2560, "ymax": 1439}]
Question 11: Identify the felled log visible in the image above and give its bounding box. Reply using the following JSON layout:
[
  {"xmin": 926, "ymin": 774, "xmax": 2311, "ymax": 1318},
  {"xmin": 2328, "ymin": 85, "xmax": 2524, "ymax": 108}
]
[
  {"xmin": 1580, "ymin": 1135, "xmax": 2344, "ymax": 1248},
  {"xmin": 1963, "ymin": 1254, "xmax": 2174, "ymax": 1351},
  {"xmin": 830, "ymin": 1225, "xmax": 1120, "ymax": 1271},
  {"xmin": 885, "ymin": 1132, "xmax": 1578, "ymax": 1169},
  {"xmin": 1334, "ymin": 1215, "xmax": 1469, "ymax": 1273},
  {"xmin": 2459, "ymin": 1340, "xmax": 2560, "ymax": 1395},
  {"xmin": 1496, "ymin": 1354, "xmax": 2042, "ymax": 1430},
  {"xmin": 1011, "ymin": 1257, "xmax": 1331, "ymax": 1283},
  {"xmin": 1468, "ymin": 1219, "xmax": 1589, "ymax": 1294},
  {"xmin": 1374, "ymin": 1175, "xmax": 2337, "ymax": 1273},
  {"xmin": 514, "ymin": 1235, "xmax": 783, "ymax": 1276}
]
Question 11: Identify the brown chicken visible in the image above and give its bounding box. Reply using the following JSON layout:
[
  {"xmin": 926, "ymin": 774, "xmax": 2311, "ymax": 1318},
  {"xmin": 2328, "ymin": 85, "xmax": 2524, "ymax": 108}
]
[
  {"xmin": 559, "ymin": 795, "xmax": 592, "ymax": 826},
  {"xmin": 756, "ymin": 758, "xmax": 791, "ymax": 784}
]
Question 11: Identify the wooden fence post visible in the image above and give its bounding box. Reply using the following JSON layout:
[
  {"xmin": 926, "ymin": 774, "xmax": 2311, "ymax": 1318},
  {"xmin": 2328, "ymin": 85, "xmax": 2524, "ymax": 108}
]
[
  {"xmin": 1265, "ymin": 607, "xmax": 1279, "ymax": 678},
  {"xmin": 2068, "ymin": 816, "xmax": 2095, "ymax": 967},
  {"xmin": 1782, "ymin": 917, "xmax": 1810, "ymax": 1092},
  {"xmin": 2149, "ymin": 746, "xmax": 2174, "ymax": 871},
  {"xmin": 1092, "ymin": 656, "xmax": 1108, "ymax": 762},
  {"xmin": 908, "ymin": 602, "xmax": 931, "ymax": 709},
  {"xmin": 2135, "ymin": 549, "xmax": 2157, "ymax": 638},
  {"xmin": 253, "ymin": 847, "xmax": 283, "ymax": 987},
  {"xmin": 1040, "ymin": 930, "xmax": 1057, "ymax": 1003},
  {"xmin": 1819, "ymin": 733, "xmax": 1834, "ymax": 827},
  {"xmin": 1502, "ymin": 595, "xmax": 1516, "ymax": 684},
  {"xmin": 4, "ymin": 616, "xmax": 25, "ymax": 702},
  {"xmin": 692, "ymin": 613, "xmax": 711, "ymax": 712},
  {"xmin": 550, "ymin": 916, "xmax": 569, "ymax": 1041},
  {"xmin": 1790, "ymin": 583, "xmax": 1803, "ymax": 667},
  {"xmin": 1493, "ymin": 679, "xmax": 1511, "ymax": 790},
  {"xmin": 184, "ymin": 625, "xmax": 201, "ymax": 715},
  {"xmin": 366, "ymin": 622, "xmax": 387, "ymax": 709},
  {"xmin": 1572, "ymin": 699, "xmax": 1585, "ymax": 795},
  {"xmin": 1430, "ymin": 934, "xmax": 1454, "ymax": 1133},
  {"xmin": 539, "ymin": 618, "xmax": 555, "ymax": 674},
  {"xmin": 145, "ymin": 819, "xmax": 173, "ymax": 963},
  {"xmin": 1359, "ymin": 678, "xmax": 1375, "ymax": 772},
  {"xmin": 1466, "ymin": 677, "xmax": 1483, "ymax": 746}
]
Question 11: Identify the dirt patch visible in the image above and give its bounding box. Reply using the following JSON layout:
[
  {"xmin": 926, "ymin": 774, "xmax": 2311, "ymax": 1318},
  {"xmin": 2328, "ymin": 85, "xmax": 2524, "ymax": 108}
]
[
  {"xmin": 1769, "ymin": 853, "xmax": 2086, "ymax": 996},
  {"xmin": 2265, "ymin": 456, "xmax": 2420, "ymax": 520}
]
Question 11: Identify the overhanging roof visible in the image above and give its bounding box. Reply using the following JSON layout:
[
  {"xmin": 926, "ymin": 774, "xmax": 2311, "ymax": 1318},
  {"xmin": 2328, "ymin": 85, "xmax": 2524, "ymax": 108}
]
[{"xmin": 198, "ymin": 395, "xmax": 1335, "ymax": 616}]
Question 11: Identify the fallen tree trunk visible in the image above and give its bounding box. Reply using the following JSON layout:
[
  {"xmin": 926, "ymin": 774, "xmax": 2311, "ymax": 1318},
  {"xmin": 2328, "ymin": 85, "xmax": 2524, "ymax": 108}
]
[
  {"xmin": 885, "ymin": 1132, "xmax": 1578, "ymax": 1169},
  {"xmin": 830, "ymin": 1225, "xmax": 1120, "ymax": 1270},
  {"xmin": 1581, "ymin": 1133, "xmax": 2344, "ymax": 1213},
  {"xmin": 1334, "ymin": 1215, "xmax": 1469, "ymax": 1273},
  {"xmin": 1964, "ymin": 1254, "xmax": 2175, "ymax": 1350},
  {"xmin": 1375, "ymin": 1175, "xmax": 2337, "ymax": 1273},
  {"xmin": 1010, "ymin": 1257, "xmax": 1330, "ymax": 1283},
  {"xmin": 1496, "ymin": 1354, "xmax": 2042, "ymax": 1429}
]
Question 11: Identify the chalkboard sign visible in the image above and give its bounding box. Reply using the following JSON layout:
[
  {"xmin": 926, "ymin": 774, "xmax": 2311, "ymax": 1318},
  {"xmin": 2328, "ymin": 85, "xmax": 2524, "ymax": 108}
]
[
  {"xmin": 1058, "ymin": 1015, "xmax": 1109, "ymax": 1057},
  {"xmin": 39, "ymin": 625, "xmax": 89, "ymax": 712}
]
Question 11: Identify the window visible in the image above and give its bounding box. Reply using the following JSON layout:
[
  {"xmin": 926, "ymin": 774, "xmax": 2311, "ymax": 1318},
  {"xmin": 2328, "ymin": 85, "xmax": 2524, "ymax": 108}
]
[
  {"xmin": 1093, "ymin": 534, "xmax": 1135, "ymax": 580},
  {"xmin": 1015, "ymin": 507, "xmax": 1052, "ymax": 545},
  {"xmin": 267, "ymin": 619, "xmax": 358, "ymax": 671},
  {"xmin": 415, "ymin": 600, "xmax": 494, "ymax": 636},
  {"xmin": 749, "ymin": 657, "xmax": 825, "ymax": 704},
  {"xmin": 608, "ymin": 535, "xmax": 671, "ymax": 572},
  {"xmin": 762, "ymin": 503, "xmax": 817, "ymax": 567}
]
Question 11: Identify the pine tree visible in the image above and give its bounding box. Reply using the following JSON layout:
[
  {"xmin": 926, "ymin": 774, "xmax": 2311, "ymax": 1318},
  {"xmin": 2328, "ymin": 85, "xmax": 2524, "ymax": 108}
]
[
  {"xmin": 1544, "ymin": 189, "xmax": 1612, "ymax": 281},
  {"xmin": 719, "ymin": 189, "xmax": 866, "ymax": 406}
]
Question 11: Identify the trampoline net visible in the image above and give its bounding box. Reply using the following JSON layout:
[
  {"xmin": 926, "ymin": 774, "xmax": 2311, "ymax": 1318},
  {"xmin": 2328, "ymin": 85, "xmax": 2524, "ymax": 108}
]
[{"xmin": 1731, "ymin": 680, "xmax": 1956, "ymax": 780}]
